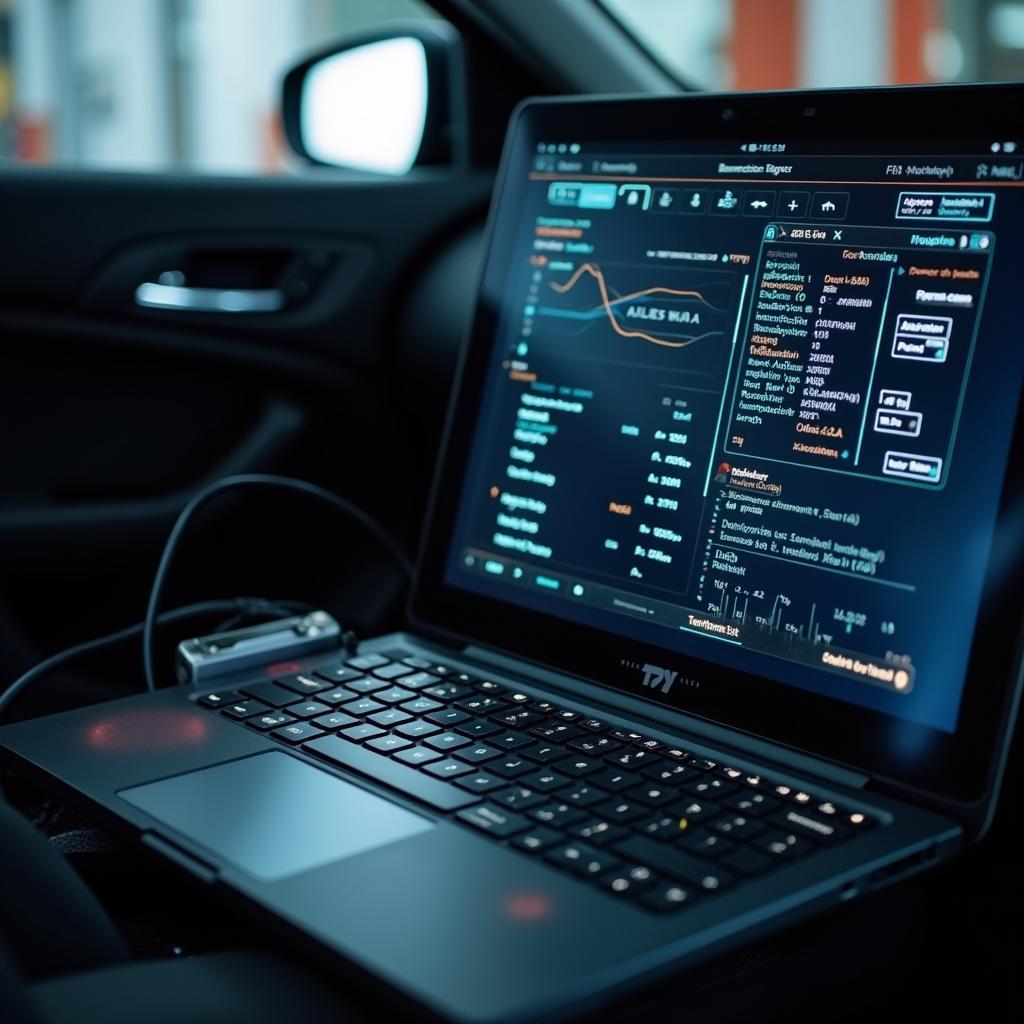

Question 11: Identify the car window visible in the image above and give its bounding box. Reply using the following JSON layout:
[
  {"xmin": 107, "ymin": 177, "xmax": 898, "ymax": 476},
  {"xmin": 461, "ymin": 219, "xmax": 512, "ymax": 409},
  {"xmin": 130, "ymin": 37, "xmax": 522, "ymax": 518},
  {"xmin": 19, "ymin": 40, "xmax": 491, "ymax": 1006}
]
[
  {"xmin": 0, "ymin": 0, "xmax": 439, "ymax": 174},
  {"xmin": 599, "ymin": 0, "xmax": 1024, "ymax": 90}
]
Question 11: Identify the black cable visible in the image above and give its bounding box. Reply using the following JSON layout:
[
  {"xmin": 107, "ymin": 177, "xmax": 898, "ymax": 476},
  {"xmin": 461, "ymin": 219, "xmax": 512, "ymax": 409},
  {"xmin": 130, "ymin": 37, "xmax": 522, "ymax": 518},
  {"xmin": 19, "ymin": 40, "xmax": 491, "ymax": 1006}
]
[
  {"xmin": 0, "ymin": 598, "xmax": 297, "ymax": 721},
  {"xmin": 143, "ymin": 474, "xmax": 413, "ymax": 692}
]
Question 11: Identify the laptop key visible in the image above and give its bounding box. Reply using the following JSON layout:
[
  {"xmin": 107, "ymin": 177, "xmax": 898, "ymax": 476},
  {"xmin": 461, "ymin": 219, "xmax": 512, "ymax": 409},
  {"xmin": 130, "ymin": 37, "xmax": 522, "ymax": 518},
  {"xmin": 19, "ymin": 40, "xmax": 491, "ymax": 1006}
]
[
  {"xmin": 340, "ymin": 697, "xmax": 386, "ymax": 716},
  {"xmin": 275, "ymin": 673, "xmax": 332, "ymax": 696},
  {"xmin": 366, "ymin": 734, "xmax": 414, "ymax": 755},
  {"xmin": 677, "ymin": 828, "xmax": 735, "ymax": 858},
  {"xmin": 634, "ymin": 737, "xmax": 663, "ymax": 753},
  {"xmin": 399, "ymin": 671, "xmax": 440, "ymax": 690},
  {"xmin": 239, "ymin": 683, "xmax": 296, "ymax": 707},
  {"xmin": 599, "ymin": 865, "xmax": 656, "ymax": 896},
  {"xmin": 594, "ymin": 799, "xmax": 647, "ymax": 824},
  {"xmin": 553, "ymin": 756, "xmax": 603, "ymax": 778},
  {"xmin": 511, "ymin": 826, "xmax": 562, "ymax": 852},
  {"xmin": 458, "ymin": 744, "xmax": 503, "ymax": 765},
  {"xmin": 666, "ymin": 798, "xmax": 720, "ymax": 826},
  {"xmin": 197, "ymin": 691, "xmax": 237, "ymax": 709},
  {"xmin": 455, "ymin": 718, "xmax": 502, "ymax": 739},
  {"xmin": 492, "ymin": 708, "xmax": 547, "ymax": 729},
  {"xmin": 368, "ymin": 708, "xmax": 414, "ymax": 727},
  {"xmin": 490, "ymin": 755, "xmax": 534, "ymax": 779},
  {"xmin": 394, "ymin": 719, "xmax": 442, "ymax": 740},
  {"xmin": 474, "ymin": 679, "xmax": 507, "ymax": 694},
  {"xmin": 492, "ymin": 785, "xmax": 546, "ymax": 811},
  {"xmin": 530, "ymin": 723, "xmax": 584, "ymax": 742},
  {"xmin": 661, "ymin": 747, "xmax": 693, "ymax": 762},
  {"xmin": 424, "ymin": 759, "xmax": 474, "ymax": 780},
  {"xmin": 424, "ymin": 732, "xmax": 471, "ymax": 752},
  {"xmin": 625, "ymin": 784, "xmax": 679, "ymax": 807},
  {"xmin": 546, "ymin": 842, "xmax": 620, "ymax": 878},
  {"xmin": 304, "ymin": 735, "xmax": 478, "ymax": 811},
  {"xmin": 567, "ymin": 736, "xmax": 621, "ymax": 756},
  {"xmin": 247, "ymin": 711, "xmax": 297, "ymax": 731},
  {"xmin": 426, "ymin": 708, "xmax": 471, "ymax": 726},
  {"xmin": 457, "ymin": 804, "xmax": 530, "ymax": 838},
  {"xmin": 286, "ymin": 701, "xmax": 332, "ymax": 720},
  {"xmin": 589, "ymin": 768, "xmax": 638, "ymax": 792},
  {"xmin": 344, "ymin": 678, "xmax": 389, "ymax": 695},
  {"xmin": 769, "ymin": 808, "xmax": 849, "ymax": 843},
  {"xmin": 455, "ymin": 695, "xmax": 508, "ymax": 714},
  {"xmin": 758, "ymin": 830, "xmax": 814, "ymax": 859},
  {"xmin": 530, "ymin": 802, "xmax": 585, "ymax": 829},
  {"xmin": 393, "ymin": 746, "xmax": 443, "ymax": 767},
  {"xmin": 400, "ymin": 696, "xmax": 444, "ymax": 714},
  {"xmin": 643, "ymin": 763, "xmax": 690, "ymax": 784},
  {"xmin": 272, "ymin": 721, "xmax": 325, "ymax": 744},
  {"xmin": 638, "ymin": 883, "xmax": 697, "ymax": 913},
  {"xmin": 529, "ymin": 701, "xmax": 559, "ymax": 714},
  {"xmin": 578, "ymin": 718, "xmax": 610, "ymax": 733},
  {"xmin": 571, "ymin": 819, "xmax": 629, "ymax": 846},
  {"xmin": 634, "ymin": 814, "xmax": 689, "ymax": 841},
  {"xmin": 519, "ymin": 743, "xmax": 567, "ymax": 764},
  {"xmin": 454, "ymin": 772, "xmax": 507, "ymax": 794},
  {"xmin": 519, "ymin": 770, "xmax": 569, "ymax": 792},
  {"xmin": 609, "ymin": 729, "xmax": 643, "ymax": 744},
  {"xmin": 708, "ymin": 814, "xmax": 766, "ymax": 841},
  {"xmin": 613, "ymin": 836, "xmax": 736, "ymax": 893},
  {"xmin": 492, "ymin": 731, "xmax": 533, "ymax": 751},
  {"xmin": 314, "ymin": 666, "xmax": 364, "ymax": 684},
  {"xmin": 681, "ymin": 777, "xmax": 738, "ymax": 800},
  {"xmin": 557, "ymin": 783, "xmax": 607, "ymax": 808},
  {"xmin": 606, "ymin": 749, "xmax": 662, "ymax": 771},
  {"xmin": 372, "ymin": 663, "xmax": 414, "ymax": 681},
  {"xmin": 346, "ymin": 654, "xmax": 389, "ymax": 670},
  {"xmin": 723, "ymin": 792, "xmax": 780, "ymax": 817},
  {"xmin": 401, "ymin": 656, "xmax": 433, "ymax": 669},
  {"xmin": 311, "ymin": 712, "xmax": 358, "ymax": 731},
  {"xmin": 374, "ymin": 686, "xmax": 417, "ymax": 705},
  {"xmin": 222, "ymin": 700, "xmax": 271, "ymax": 720},
  {"xmin": 339, "ymin": 723, "xmax": 387, "ymax": 743},
  {"xmin": 423, "ymin": 682, "xmax": 474, "ymax": 701},
  {"xmin": 319, "ymin": 687, "xmax": 359, "ymax": 706}
]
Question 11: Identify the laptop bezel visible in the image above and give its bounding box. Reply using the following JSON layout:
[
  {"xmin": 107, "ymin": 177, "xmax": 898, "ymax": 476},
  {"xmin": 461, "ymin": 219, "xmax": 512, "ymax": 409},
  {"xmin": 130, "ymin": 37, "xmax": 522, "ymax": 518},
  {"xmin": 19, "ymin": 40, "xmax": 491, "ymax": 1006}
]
[{"xmin": 410, "ymin": 84, "xmax": 1024, "ymax": 824}]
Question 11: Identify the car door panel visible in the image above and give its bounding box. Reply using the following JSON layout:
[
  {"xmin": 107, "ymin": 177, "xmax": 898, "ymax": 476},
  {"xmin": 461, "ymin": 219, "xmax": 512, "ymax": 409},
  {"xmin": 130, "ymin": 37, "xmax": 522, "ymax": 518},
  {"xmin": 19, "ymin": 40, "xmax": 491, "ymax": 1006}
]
[{"xmin": 0, "ymin": 168, "xmax": 491, "ymax": 678}]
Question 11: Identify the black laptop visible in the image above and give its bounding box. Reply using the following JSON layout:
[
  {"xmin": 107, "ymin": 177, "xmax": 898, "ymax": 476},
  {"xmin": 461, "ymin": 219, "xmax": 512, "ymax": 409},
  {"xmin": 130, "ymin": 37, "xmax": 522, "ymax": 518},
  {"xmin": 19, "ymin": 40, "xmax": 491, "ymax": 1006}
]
[{"xmin": 2, "ymin": 84, "xmax": 1023, "ymax": 1022}]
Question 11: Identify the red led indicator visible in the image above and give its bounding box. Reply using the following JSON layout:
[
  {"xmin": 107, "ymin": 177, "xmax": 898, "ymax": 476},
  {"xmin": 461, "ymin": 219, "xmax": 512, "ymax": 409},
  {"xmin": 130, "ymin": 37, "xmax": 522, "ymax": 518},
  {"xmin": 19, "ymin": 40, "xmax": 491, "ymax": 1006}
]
[
  {"xmin": 265, "ymin": 660, "xmax": 302, "ymax": 677},
  {"xmin": 85, "ymin": 709, "xmax": 208, "ymax": 751},
  {"xmin": 504, "ymin": 891, "xmax": 550, "ymax": 921}
]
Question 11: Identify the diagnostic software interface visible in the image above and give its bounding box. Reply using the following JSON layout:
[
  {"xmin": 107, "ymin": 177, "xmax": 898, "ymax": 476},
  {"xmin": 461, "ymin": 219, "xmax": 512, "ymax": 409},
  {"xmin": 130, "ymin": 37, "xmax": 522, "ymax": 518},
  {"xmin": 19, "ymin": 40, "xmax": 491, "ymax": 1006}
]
[{"xmin": 446, "ymin": 132, "xmax": 1024, "ymax": 732}]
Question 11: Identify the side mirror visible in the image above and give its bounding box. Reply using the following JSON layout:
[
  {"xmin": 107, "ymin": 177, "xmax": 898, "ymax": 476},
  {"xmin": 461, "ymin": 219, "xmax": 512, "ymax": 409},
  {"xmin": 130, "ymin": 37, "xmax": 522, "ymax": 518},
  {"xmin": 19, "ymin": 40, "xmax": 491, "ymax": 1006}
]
[{"xmin": 282, "ymin": 23, "xmax": 465, "ymax": 174}]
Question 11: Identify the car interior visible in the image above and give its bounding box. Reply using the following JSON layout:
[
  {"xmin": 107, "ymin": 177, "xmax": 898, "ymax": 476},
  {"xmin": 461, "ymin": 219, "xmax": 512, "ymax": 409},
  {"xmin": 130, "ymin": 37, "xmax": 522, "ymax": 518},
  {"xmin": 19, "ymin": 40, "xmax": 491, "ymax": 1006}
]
[{"xmin": 0, "ymin": 1, "xmax": 1020, "ymax": 1021}]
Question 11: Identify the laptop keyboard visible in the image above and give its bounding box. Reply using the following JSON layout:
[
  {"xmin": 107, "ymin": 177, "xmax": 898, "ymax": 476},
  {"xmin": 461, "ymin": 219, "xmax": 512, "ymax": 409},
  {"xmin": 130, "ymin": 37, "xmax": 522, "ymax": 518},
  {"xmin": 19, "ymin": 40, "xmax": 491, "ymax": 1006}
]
[{"xmin": 198, "ymin": 649, "xmax": 880, "ymax": 914}]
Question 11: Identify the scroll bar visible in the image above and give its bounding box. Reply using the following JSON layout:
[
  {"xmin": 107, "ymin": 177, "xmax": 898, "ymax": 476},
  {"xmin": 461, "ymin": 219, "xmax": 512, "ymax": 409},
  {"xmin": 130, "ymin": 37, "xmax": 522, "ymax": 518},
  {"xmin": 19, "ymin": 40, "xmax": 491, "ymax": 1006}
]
[{"xmin": 703, "ymin": 273, "xmax": 750, "ymax": 497}]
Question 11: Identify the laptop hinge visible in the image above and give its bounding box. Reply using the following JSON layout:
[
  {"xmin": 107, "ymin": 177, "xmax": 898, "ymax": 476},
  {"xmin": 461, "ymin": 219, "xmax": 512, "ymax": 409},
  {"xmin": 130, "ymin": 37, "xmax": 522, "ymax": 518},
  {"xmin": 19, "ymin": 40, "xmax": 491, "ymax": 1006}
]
[{"xmin": 463, "ymin": 644, "xmax": 869, "ymax": 791}]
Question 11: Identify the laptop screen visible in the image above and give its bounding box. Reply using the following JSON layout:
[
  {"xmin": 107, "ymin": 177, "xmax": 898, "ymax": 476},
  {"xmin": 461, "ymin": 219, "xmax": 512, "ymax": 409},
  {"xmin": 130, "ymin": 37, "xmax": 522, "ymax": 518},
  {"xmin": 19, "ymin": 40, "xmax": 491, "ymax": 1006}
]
[{"xmin": 418, "ymin": 89, "xmax": 1024, "ymax": 798}]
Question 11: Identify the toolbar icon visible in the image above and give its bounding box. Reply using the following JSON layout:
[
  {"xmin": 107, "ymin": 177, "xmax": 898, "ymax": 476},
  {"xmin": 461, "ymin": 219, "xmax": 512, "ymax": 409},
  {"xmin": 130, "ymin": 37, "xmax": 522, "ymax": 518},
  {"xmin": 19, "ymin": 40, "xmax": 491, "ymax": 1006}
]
[{"xmin": 712, "ymin": 189, "xmax": 740, "ymax": 215}]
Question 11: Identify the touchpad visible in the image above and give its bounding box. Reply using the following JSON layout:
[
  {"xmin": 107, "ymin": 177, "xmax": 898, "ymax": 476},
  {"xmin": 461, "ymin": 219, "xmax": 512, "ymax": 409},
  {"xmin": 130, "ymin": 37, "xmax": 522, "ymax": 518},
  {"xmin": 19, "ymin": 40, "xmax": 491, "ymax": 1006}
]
[{"xmin": 119, "ymin": 751, "xmax": 433, "ymax": 881}]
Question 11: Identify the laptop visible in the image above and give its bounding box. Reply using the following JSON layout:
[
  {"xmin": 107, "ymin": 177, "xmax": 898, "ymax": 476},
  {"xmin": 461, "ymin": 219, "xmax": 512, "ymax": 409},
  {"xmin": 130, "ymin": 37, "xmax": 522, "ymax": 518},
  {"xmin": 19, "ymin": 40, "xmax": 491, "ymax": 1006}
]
[{"xmin": 2, "ymin": 84, "xmax": 1023, "ymax": 1022}]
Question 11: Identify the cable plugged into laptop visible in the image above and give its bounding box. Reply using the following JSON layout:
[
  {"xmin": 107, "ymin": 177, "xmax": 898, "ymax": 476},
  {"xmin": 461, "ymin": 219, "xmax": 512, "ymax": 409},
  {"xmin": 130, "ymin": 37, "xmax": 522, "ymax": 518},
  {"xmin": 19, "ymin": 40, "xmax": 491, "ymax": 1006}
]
[{"xmin": 0, "ymin": 474, "xmax": 412, "ymax": 720}]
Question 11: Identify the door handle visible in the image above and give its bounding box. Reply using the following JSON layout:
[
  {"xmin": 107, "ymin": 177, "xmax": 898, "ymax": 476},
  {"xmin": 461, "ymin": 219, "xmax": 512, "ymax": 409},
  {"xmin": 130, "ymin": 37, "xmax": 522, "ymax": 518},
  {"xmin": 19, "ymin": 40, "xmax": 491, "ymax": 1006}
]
[{"xmin": 135, "ymin": 281, "xmax": 285, "ymax": 313}]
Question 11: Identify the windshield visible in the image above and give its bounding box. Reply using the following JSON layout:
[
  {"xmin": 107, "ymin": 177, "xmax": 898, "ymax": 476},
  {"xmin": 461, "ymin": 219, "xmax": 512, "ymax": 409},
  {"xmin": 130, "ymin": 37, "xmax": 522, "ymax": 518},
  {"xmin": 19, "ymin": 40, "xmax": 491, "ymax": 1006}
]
[{"xmin": 598, "ymin": 0, "xmax": 1024, "ymax": 90}]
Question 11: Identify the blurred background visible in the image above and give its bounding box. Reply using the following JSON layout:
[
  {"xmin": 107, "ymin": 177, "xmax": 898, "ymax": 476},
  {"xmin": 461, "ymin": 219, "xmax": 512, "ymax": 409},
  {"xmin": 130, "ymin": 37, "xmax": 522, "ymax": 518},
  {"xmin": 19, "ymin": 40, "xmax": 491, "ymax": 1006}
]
[{"xmin": 0, "ymin": 0, "xmax": 1023, "ymax": 175}]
